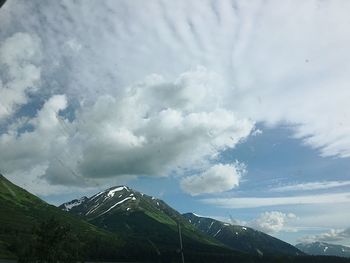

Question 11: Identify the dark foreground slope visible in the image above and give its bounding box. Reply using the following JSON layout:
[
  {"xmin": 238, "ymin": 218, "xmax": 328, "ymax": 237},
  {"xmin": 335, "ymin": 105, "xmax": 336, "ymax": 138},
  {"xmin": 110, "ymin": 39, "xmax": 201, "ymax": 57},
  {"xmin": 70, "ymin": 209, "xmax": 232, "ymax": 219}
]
[
  {"xmin": 0, "ymin": 174, "xmax": 142, "ymax": 261},
  {"xmin": 296, "ymin": 242, "xmax": 350, "ymax": 258}
]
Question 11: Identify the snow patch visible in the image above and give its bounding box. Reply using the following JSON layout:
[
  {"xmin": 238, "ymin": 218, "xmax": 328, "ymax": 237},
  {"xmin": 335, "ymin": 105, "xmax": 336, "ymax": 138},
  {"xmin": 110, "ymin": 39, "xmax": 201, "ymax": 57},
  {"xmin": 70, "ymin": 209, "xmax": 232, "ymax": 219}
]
[
  {"xmin": 63, "ymin": 197, "xmax": 86, "ymax": 211},
  {"xmin": 107, "ymin": 186, "xmax": 127, "ymax": 197},
  {"xmin": 192, "ymin": 213, "xmax": 202, "ymax": 217},
  {"xmin": 214, "ymin": 229, "xmax": 222, "ymax": 237},
  {"xmin": 90, "ymin": 191, "xmax": 103, "ymax": 201},
  {"xmin": 242, "ymin": 227, "xmax": 247, "ymax": 230},
  {"xmin": 99, "ymin": 196, "xmax": 134, "ymax": 216},
  {"xmin": 86, "ymin": 203, "xmax": 101, "ymax": 215}
]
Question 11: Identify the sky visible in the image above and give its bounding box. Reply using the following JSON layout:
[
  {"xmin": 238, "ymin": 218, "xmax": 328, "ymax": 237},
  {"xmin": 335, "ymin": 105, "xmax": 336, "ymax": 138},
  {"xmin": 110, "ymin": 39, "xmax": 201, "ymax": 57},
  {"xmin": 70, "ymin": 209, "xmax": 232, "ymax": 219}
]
[{"xmin": 1, "ymin": 0, "xmax": 350, "ymax": 246}]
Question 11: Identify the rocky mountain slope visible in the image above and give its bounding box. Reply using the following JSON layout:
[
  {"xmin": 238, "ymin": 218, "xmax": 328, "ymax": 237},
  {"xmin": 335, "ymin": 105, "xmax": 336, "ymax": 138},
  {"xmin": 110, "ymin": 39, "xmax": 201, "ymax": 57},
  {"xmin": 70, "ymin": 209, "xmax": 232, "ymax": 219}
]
[
  {"xmin": 183, "ymin": 212, "xmax": 303, "ymax": 256},
  {"xmin": 296, "ymin": 242, "xmax": 350, "ymax": 258},
  {"xmin": 59, "ymin": 186, "xmax": 236, "ymax": 256}
]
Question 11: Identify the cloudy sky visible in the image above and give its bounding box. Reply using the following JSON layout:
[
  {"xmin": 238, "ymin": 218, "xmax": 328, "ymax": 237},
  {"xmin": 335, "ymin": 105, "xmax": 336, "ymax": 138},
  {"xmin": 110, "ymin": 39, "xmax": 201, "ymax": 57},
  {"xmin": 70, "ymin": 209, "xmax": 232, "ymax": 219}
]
[{"xmin": 1, "ymin": 0, "xmax": 350, "ymax": 246}]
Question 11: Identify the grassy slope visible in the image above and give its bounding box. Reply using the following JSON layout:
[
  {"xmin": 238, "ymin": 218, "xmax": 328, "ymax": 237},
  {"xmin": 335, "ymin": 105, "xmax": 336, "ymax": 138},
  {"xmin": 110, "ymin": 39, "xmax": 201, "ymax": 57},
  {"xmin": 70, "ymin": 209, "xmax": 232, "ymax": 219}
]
[{"xmin": 0, "ymin": 174, "xmax": 123, "ymax": 259}]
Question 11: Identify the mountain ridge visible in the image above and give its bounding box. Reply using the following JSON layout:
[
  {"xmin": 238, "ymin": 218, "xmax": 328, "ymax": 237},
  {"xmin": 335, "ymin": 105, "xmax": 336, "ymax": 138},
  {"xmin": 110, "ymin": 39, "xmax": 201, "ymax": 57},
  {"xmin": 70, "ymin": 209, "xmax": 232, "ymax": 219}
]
[
  {"xmin": 183, "ymin": 212, "xmax": 303, "ymax": 256},
  {"xmin": 59, "ymin": 185, "xmax": 232, "ymax": 253},
  {"xmin": 296, "ymin": 241, "xmax": 350, "ymax": 258}
]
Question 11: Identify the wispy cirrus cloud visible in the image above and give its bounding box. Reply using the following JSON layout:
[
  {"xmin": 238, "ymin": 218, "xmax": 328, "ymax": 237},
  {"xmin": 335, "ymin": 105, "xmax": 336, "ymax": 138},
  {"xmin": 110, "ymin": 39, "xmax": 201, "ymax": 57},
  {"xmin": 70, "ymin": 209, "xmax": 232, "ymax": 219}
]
[
  {"xmin": 202, "ymin": 192, "xmax": 350, "ymax": 209},
  {"xmin": 271, "ymin": 181, "xmax": 350, "ymax": 192}
]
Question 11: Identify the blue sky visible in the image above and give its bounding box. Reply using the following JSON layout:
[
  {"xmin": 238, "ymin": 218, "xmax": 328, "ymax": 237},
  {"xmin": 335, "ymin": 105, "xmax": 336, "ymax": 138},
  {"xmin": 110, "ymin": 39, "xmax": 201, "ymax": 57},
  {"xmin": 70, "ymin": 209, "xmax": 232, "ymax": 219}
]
[{"xmin": 1, "ymin": 0, "xmax": 350, "ymax": 246}]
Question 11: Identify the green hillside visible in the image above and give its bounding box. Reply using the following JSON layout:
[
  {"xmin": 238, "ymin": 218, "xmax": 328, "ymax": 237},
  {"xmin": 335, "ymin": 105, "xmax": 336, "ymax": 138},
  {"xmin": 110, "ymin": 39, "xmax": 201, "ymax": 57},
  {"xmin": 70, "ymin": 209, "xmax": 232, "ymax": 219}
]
[{"xmin": 0, "ymin": 174, "xmax": 125, "ymax": 260}]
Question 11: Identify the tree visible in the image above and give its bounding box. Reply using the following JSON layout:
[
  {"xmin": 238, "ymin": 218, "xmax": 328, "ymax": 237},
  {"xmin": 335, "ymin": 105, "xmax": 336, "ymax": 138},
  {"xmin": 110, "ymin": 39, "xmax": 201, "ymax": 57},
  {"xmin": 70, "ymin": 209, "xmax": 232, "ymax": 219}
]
[{"xmin": 9, "ymin": 217, "xmax": 83, "ymax": 263}]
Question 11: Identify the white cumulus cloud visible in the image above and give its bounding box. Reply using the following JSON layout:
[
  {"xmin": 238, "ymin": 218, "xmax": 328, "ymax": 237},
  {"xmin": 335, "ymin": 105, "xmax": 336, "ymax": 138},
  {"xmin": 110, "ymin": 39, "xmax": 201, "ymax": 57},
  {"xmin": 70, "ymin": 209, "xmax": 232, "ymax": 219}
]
[
  {"xmin": 0, "ymin": 68, "xmax": 253, "ymax": 194},
  {"xmin": 248, "ymin": 211, "xmax": 297, "ymax": 234},
  {"xmin": 0, "ymin": 32, "xmax": 42, "ymax": 120},
  {"xmin": 180, "ymin": 162, "xmax": 246, "ymax": 196}
]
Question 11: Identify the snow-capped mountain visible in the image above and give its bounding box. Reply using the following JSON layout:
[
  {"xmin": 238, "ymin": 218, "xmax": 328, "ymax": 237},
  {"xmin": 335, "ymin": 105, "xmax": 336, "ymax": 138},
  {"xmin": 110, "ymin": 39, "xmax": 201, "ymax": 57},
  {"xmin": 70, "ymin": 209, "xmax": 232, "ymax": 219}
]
[
  {"xmin": 59, "ymin": 186, "xmax": 231, "ymax": 255},
  {"xmin": 59, "ymin": 185, "xmax": 180, "ymax": 220},
  {"xmin": 183, "ymin": 212, "xmax": 303, "ymax": 256},
  {"xmin": 296, "ymin": 242, "xmax": 350, "ymax": 258}
]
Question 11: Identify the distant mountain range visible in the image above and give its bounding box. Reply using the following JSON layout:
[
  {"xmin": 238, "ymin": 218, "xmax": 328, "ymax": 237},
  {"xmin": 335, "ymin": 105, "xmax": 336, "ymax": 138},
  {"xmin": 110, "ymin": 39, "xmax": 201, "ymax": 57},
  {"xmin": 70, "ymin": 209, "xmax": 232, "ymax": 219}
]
[
  {"xmin": 1, "ymin": 174, "xmax": 350, "ymax": 262},
  {"xmin": 183, "ymin": 212, "xmax": 303, "ymax": 256},
  {"xmin": 296, "ymin": 242, "xmax": 350, "ymax": 258}
]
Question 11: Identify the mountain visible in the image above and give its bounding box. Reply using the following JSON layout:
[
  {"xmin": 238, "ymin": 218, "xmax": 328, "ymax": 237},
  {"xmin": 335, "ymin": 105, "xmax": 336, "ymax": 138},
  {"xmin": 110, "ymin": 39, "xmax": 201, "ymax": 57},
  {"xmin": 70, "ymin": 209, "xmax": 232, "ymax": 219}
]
[
  {"xmin": 59, "ymin": 186, "xmax": 238, "ymax": 257},
  {"xmin": 183, "ymin": 212, "xmax": 303, "ymax": 256},
  {"xmin": 296, "ymin": 242, "xmax": 350, "ymax": 258}
]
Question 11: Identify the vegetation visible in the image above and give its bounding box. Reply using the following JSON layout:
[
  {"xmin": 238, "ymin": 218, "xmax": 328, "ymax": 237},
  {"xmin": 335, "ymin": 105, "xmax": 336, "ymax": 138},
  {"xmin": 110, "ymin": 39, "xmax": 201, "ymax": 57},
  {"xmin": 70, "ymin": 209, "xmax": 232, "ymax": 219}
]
[{"xmin": 9, "ymin": 217, "xmax": 82, "ymax": 262}]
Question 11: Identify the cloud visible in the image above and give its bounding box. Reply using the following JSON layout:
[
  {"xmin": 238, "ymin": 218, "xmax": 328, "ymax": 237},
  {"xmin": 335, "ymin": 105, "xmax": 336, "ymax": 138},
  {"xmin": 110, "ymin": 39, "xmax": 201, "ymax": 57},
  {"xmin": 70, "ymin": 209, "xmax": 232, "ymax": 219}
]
[
  {"xmin": 0, "ymin": 95, "xmax": 68, "ymax": 173},
  {"xmin": 248, "ymin": 211, "xmax": 297, "ymax": 234},
  {"xmin": 299, "ymin": 228, "xmax": 350, "ymax": 244},
  {"xmin": 272, "ymin": 181, "xmax": 350, "ymax": 192},
  {"xmin": 72, "ymin": 68, "xmax": 253, "ymax": 180},
  {"xmin": 229, "ymin": 211, "xmax": 297, "ymax": 234},
  {"xmin": 0, "ymin": 67, "xmax": 253, "ymax": 193},
  {"xmin": 251, "ymin": 129, "xmax": 263, "ymax": 136},
  {"xmin": 202, "ymin": 192, "xmax": 350, "ymax": 209},
  {"xmin": 180, "ymin": 162, "xmax": 245, "ymax": 195},
  {"xmin": 0, "ymin": 32, "xmax": 41, "ymax": 120}
]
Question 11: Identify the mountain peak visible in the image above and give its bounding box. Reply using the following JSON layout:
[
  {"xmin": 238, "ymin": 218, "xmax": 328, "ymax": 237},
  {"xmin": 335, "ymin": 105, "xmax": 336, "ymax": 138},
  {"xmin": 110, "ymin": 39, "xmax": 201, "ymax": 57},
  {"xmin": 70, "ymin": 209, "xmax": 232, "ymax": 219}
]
[
  {"xmin": 61, "ymin": 196, "xmax": 88, "ymax": 211},
  {"xmin": 59, "ymin": 185, "xmax": 159, "ymax": 218},
  {"xmin": 104, "ymin": 185, "xmax": 130, "ymax": 197}
]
